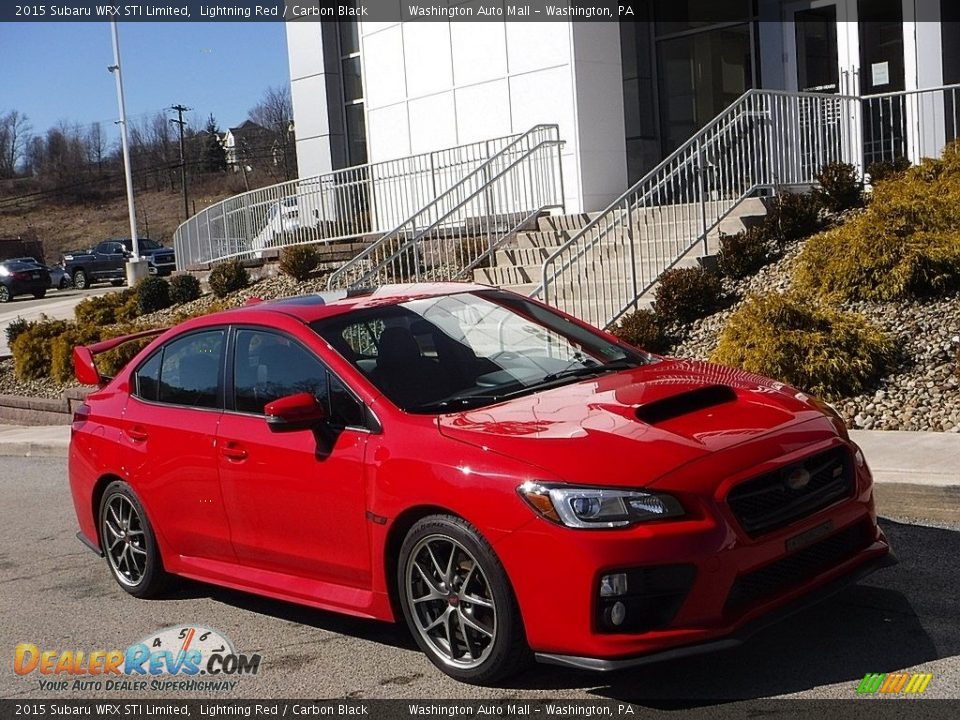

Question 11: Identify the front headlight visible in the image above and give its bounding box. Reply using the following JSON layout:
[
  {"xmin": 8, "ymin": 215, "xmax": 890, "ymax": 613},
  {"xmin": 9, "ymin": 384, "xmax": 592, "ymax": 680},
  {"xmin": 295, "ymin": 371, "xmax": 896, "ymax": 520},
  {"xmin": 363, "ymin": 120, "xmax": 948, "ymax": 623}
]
[{"xmin": 517, "ymin": 481, "xmax": 684, "ymax": 529}]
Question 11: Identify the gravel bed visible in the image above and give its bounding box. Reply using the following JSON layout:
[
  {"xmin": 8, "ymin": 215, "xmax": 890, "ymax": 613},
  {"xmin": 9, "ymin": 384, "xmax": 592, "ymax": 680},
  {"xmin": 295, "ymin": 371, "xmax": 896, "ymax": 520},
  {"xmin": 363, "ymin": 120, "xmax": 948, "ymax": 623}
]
[{"xmin": 671, "ymin": 241, "xmax": 960, "ymax": 433}]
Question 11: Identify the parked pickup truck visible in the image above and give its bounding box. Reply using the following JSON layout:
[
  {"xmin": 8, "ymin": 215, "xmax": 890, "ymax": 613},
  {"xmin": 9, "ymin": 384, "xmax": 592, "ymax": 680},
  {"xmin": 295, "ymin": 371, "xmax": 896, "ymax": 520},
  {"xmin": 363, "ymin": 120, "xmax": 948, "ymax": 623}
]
[{"xmin": 62, "ymin": 238, "xmax": 176, "ymax": 289}]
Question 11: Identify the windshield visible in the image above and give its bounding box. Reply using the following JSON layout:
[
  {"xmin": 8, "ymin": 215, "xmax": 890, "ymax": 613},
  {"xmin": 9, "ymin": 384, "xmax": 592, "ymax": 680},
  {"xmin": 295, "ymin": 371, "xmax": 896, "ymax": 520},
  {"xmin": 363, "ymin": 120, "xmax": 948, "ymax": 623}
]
[
  {"xmin": 122, "ymin": 239, "xmax": 162, "ymax": 251},
  {"xmin": 311, "ymin": 291, "xmax": 653, "ymax": 413}
]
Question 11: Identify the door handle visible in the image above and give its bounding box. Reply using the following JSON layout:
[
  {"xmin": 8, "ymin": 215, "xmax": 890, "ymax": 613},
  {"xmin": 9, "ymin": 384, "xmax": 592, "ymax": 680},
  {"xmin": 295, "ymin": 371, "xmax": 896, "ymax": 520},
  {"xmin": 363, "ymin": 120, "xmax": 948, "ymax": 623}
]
[
  {"xmin": 126, "ymin": 426, "xmax": 149, "ymax": 442},
  {"xmin": 221, "ymin": 442, "xmax": 248, "ymax": 461}
]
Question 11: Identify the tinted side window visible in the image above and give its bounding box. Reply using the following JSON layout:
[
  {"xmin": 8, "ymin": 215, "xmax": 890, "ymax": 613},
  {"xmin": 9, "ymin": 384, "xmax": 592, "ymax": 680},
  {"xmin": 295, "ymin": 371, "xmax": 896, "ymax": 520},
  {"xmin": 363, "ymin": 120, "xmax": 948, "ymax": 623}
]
[
  {"xmin": 233, "ymin": 329, "xmax": 364, "ymax": 427},
  {"xmin": 134, "ymin": 352, "xmax": 162, "ymax": 402},
  {"xmin": 157, "ymin": 331, "xmax": 224, "ymax": 408}
]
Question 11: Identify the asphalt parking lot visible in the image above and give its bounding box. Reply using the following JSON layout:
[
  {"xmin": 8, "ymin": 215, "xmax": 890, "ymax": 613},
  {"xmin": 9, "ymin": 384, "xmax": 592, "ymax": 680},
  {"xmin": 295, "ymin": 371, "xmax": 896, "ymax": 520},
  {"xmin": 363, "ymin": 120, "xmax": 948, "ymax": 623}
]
[{"xmin": 1, "ymin": 457, "xmax": 957, "ymax": 704}]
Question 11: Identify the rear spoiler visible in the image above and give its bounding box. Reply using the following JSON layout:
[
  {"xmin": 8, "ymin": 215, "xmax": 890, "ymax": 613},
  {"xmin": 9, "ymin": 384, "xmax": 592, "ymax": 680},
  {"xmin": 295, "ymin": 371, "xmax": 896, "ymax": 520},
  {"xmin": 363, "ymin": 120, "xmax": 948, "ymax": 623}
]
[{"xmin": 73, "ymin": 327, "xmax": 169, "ymax": 386}]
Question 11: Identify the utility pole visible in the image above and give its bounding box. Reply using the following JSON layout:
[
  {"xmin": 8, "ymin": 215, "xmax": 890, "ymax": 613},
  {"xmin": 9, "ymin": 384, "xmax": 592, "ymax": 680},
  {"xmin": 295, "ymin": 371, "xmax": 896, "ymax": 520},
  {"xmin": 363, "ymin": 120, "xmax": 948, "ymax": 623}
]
[
  {"xmin": 108, "ymin": 21, "xmax": 147, "ymax": 286},
  {"xmin": 169, "ymin": 104, "xmax": 191, "ymax": 220}
]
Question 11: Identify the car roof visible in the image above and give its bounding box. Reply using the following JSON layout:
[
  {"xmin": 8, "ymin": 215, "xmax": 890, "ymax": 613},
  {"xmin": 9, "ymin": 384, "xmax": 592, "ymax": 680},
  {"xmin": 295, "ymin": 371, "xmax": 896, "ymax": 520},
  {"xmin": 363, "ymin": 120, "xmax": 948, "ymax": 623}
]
[{"xmin": 201, "ymin": 282, "xmax": 494, "ymax": 325}]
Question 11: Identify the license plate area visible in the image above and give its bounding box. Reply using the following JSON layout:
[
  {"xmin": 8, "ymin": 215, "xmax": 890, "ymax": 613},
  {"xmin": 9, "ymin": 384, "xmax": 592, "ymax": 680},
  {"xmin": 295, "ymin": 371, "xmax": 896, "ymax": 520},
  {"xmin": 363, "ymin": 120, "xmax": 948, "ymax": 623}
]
[{"xmin": 786, "ymin": 519, "xmax": 834, "ymax": 553}]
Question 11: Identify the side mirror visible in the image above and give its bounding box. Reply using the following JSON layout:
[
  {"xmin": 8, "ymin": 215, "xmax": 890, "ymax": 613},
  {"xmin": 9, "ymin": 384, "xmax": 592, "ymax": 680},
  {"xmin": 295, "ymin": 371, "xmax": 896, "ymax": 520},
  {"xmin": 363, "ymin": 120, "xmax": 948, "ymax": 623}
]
[{"xmin": 264, "ymin": 392, "xmax": 327, "ymax": 432}]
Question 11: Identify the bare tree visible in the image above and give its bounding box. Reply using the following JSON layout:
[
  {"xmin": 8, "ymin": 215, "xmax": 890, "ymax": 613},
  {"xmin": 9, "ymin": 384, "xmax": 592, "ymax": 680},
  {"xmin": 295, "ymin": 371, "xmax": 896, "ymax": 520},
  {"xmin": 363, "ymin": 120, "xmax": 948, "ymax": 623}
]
[
  {"xmin": 0, "ymin": 110, "xmax": 32, "ymax": 177},
  {"xmin": 86, "ymin": 122, "xmax": 106, "ymax": 175},
  {"xmin": 247, "ymin": 86, "xmax": 297, "ymax": 181}
]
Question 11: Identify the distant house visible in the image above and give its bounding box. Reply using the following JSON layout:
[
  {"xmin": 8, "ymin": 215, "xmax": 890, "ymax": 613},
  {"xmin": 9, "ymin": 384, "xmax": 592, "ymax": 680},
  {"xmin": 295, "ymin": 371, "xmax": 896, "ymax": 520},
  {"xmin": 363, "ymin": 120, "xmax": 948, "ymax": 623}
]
[
  {"xmin": 221, "ymin": 120, "xmax": 295, "ymax": 176},
  {"xmin": 221, "ymin": 120, "xmax": 273, "ymax": 170}
]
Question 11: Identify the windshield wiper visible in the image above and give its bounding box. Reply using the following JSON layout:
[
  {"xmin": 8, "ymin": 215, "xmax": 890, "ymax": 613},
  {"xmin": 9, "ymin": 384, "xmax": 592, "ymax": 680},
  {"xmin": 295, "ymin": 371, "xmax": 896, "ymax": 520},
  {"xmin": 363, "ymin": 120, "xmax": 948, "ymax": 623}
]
[
  {"xmin": 411, "ymin": 393, "xmax": 510, "ymax": 413},
  {"xmin": 539, "ymin": 358, "xmax": 641, "ymax": 384},
  {"xmin": 411, "ymin": 360, "xmax": 643, "ymax": 413}
]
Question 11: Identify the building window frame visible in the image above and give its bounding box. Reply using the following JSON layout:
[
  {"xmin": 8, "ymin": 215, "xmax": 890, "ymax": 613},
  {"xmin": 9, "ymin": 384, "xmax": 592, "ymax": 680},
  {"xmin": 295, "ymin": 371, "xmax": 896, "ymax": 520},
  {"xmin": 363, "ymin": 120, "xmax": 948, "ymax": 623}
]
[{"xmin": 336, "ymin": 12, "xmax": 368, "ymax": 167}]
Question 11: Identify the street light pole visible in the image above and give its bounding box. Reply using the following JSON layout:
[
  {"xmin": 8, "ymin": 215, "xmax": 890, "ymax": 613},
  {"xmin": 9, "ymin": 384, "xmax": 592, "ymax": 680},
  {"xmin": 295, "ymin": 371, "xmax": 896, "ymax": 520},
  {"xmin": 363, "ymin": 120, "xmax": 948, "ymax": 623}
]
[{"xmin": 108, "ymin": 20, "xmax": 147, "ymax": 286}]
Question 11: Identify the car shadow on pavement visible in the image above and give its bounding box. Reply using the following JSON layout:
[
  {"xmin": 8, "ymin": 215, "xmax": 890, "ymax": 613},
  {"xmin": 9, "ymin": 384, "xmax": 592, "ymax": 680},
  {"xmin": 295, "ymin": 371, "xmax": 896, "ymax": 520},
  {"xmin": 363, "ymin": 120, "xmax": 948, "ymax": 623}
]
[
  {"xmin": 163, "ymin": 581, "xmax": 417, "ymax": 652},
  {"xmin": 506, "ymin": 518, "xmax": 959, "ymax": 705}
]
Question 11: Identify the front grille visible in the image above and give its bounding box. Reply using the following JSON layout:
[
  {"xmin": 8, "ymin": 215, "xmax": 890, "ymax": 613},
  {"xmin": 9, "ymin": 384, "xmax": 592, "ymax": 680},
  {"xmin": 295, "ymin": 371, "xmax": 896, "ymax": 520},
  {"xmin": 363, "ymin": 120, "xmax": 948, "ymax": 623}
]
[
  {"xmin": 725, "ymin": 519, "xmax": 873, "ymax": 614},
  {"xmin": 727, "ymin": 446, "xmax": 854, "ymax": 536}
]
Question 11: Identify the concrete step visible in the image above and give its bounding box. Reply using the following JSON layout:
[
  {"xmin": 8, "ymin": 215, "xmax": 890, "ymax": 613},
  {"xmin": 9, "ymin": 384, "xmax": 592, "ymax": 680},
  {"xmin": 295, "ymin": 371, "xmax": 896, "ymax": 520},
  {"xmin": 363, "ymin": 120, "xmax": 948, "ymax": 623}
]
[
  {"xmin": 477, "ymin": 255, "xmax": 701, "ymax": 287},
  {"xmin": 510, "ymin": 230, "xmax": 571, "ymax": 248},
  {"xmin": 537, "ymin": 213, "xmax": 599, "ymax": 232}
]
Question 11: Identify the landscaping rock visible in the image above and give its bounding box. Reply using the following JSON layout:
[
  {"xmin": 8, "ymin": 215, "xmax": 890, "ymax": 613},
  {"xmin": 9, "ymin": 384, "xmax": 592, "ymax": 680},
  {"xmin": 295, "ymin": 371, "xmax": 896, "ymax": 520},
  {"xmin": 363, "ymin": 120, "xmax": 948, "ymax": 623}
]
[{"xmin": 672, "ymin": 239, "xmax": 960, "ymax": 433}]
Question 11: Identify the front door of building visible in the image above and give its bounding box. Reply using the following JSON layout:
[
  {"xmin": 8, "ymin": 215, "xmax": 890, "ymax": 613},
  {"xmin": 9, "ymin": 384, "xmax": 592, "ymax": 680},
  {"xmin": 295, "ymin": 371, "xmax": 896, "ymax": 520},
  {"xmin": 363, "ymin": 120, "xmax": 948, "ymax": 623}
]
[{"xmin": 785, "ymin": 0, "xmax": 908, "ymax": 168}]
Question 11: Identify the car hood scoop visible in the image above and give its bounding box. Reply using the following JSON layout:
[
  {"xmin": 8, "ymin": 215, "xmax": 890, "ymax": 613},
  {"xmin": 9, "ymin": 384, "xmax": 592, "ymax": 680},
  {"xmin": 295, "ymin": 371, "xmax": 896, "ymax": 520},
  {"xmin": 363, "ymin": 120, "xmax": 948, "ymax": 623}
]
[
  {"xmin": 437, "ymin": 360, "xmax": 826, "ymax": 488},
  {"xmin": 634, "ymin": 384, "xmax": 737, "ymax": 425}
]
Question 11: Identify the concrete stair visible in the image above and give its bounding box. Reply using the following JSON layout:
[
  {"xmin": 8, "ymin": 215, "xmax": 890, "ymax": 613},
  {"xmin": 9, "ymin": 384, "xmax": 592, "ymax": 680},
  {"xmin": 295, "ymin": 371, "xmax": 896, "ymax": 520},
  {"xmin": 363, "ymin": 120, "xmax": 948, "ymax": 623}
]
[{"xmin": 474, "ymin": 196, "xmax": 769, "ymax": 318}]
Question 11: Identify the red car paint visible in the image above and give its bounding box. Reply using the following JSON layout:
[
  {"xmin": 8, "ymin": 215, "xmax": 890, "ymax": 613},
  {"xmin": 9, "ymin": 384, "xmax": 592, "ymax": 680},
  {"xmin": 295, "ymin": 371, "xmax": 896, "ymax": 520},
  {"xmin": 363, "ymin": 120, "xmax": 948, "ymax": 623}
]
[{"xmin": 68, "ymin": 283, "xmax": 891, "ymax": 669}]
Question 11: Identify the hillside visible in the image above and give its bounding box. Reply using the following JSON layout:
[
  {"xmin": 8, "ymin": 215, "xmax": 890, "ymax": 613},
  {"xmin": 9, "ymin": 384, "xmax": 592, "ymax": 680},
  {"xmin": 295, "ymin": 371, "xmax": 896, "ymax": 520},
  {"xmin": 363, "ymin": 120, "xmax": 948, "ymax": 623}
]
[{"xmin": 0, "ymin": 173, "xmax": 252, "ymax": 263}]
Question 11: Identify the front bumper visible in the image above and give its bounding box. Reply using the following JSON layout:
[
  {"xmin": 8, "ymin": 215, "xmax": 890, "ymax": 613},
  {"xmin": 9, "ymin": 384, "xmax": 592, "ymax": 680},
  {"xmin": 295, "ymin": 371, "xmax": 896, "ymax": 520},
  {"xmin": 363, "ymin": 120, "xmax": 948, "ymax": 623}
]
[
  {"xmin": 495, "ymin": 437, "xmax": 893, "ymax": 665},
  {"xmin": 535, "ymin": 550, "xmax": 896, "ymax": 671},
  {"xmin": 147, "ymin": 263, "xmax": 176, "ymax": 276}
]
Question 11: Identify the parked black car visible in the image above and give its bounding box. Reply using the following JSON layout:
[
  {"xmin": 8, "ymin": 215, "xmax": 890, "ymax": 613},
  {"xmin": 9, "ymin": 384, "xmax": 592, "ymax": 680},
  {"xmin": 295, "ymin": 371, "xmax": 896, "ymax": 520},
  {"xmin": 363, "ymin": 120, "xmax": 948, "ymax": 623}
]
[
  {"xmin": 62, "ymin": 238, "xmax": 176, "ymax": 289},
  {"xmin": 0, "ymin": 259, "xmax": 51, "ymax": 302},
  {"xmin": 11, "ymin": 256, "xmax": 70, "ymax": 290}
]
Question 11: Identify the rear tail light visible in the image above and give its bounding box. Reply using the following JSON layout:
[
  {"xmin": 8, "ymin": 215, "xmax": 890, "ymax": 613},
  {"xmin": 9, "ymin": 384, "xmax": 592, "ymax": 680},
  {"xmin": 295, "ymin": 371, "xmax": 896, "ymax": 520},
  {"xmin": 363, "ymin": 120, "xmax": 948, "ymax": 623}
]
[
  {"xmin": 13, "ymin": 271, "xmax": 30, "ymax": 280},
  {"xmin": 72, "ymin": 403, "xmax": 91, "ymax": 425}
]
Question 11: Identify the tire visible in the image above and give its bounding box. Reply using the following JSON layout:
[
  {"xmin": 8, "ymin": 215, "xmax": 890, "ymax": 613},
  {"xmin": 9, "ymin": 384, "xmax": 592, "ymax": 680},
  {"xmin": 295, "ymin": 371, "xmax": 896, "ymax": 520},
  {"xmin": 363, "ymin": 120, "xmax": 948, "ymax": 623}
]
[
  {"xmin": 73, "ymin": 269, "xmax": 88, "ymax": 290},
  {"xmin": 98, "ymin": 480, "xmax": 171, "ymax": 598},
  {"xmin": 0, "ymin": 285, "xmax": 10, "ymax": 303},
  {"xmin": 58, "ymin": 277, "xmax": 69, "ymax": 290},
  {"xmin": 33, "ymin": 289, "xmax": 46, "ymax": 299},
  {"xmin": 398, "ymin": 514, "xmax": 530, "ymax": 684},
  {"xmin": 110, "ymin": 280, "xmax": 125, "ymax": 287}
]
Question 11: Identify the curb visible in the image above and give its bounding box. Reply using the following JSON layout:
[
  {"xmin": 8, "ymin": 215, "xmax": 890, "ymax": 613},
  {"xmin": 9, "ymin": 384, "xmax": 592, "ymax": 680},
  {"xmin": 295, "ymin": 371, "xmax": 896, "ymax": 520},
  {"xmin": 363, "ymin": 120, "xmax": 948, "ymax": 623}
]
[{"xmin": 0, "ymin": 443, "xmax": 69, "ymax": 458}]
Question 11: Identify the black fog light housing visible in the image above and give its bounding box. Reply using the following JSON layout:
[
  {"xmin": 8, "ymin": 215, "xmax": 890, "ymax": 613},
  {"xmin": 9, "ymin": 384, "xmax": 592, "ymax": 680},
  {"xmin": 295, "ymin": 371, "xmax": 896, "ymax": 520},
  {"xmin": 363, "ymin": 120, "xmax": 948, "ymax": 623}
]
[{"xmin": 596, "ymin": 565, "xmax": 696, "ymax": 633}]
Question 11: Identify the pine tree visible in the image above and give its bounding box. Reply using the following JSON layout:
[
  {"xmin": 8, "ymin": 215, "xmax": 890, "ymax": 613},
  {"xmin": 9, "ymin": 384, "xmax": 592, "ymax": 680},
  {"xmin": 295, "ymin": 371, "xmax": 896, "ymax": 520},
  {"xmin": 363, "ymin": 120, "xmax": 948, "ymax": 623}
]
[{"xmin": 199, "ymin": 114, "xmax": 227, "ymax": 173}]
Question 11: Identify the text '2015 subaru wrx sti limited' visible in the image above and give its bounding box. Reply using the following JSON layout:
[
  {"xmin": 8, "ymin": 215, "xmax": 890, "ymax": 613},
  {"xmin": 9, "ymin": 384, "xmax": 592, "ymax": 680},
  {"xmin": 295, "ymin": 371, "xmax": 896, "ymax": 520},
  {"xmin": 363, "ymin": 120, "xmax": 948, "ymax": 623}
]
[{"xmin": 68, "ymin": 283, "xmax": 893, "ymax": 684}]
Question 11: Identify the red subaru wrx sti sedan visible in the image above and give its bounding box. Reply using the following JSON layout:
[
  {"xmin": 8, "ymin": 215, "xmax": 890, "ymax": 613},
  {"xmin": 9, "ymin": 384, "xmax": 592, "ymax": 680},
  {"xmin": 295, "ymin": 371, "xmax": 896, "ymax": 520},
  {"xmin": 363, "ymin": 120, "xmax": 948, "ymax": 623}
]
[{"xmin": 68, "ymin": 283, "xmax": 893, "ymax": 684}]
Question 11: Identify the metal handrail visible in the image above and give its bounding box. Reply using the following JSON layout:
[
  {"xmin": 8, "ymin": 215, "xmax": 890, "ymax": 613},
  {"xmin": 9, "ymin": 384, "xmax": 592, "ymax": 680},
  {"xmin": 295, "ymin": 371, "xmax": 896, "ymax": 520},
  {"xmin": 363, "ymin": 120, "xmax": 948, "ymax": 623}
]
[
  {"xmin": 327, "ymin": 125, "xmax": 564, "ymax": 289},
  {"xmin": 535, "ymin": 106, "xmax": 761, "ymax": 305},
  {"xmin": 172, "ymin": 130, "xmax": 528, "ymax": 269},
  {"xmin": 537, "ymin": 84, "xmax": 960, "ymax": 329}
]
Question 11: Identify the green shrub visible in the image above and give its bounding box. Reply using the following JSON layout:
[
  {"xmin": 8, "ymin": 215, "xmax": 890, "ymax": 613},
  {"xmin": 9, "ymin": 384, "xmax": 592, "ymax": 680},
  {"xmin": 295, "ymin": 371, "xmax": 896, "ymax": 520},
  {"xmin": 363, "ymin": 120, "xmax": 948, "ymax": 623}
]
[
  {"xmin": 169, "ymin": 274, "xmax": 201, "ymax": 304},
  {"xmin": 867, "ymin": 158, "xmax": 911, "ymax": 184},
  {"xmin": 279, "ymin": 244, "xmax": 320, "ymax": 281},
  {"xmin": 763, "ymin": 191, "xmax": 821, "ymax": 248},
  {"xmin": 116, "ymin": 294, "xmax": 141, "ymax": 322},
  {"xmin": 717, "ymin": 227, "xmax": 771, "ymax": 279},
  {"xmin": 795, "ymin": 146, "xmax": 960, "ymax": 301},
  {"xmin": 50, "ymin": 324, "xmax": 105, "ymax": 383},
  {"xmin": 74, "ymin": 289, "xmax": 137, "ymax": 325},
  {"xmin": 97, "ymin": 325, "xmax": 155, "ymax": 379},
  {"xmin": 5, "ymin": 317, "xmax": 29, "ymax": 346},
  {"xmin": 653, "ymin": 267, "xmax": 725, "ymax": 326},
  {"xmin": 209, "ymin": 259, "xmax": 249, "ymax": 298},
  {"xmin": 610, "ymin": 309, "xmax": 670, "ymax": 353},
  {"xmin": 135, "ymin": 276, "xmax": 171, "ymax": 314},
  {"xmin": 814, "ymin": 162, "xmax": 863, "ymax": 213},
  {"xmin": 711, "ymin": 292, "xmax": 895, "ymax": 400},
  {"xmin": 10, "ymin": 318, "xmax": 70, "ymax": 381}
]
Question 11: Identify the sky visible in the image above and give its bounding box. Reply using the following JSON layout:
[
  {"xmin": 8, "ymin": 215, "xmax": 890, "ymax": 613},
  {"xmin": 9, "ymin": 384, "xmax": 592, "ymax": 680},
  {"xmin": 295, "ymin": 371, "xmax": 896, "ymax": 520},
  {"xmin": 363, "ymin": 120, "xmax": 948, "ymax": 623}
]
[{"xmin": 0, "ymin": 22, "xmax": 290, "ymax": 141}]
